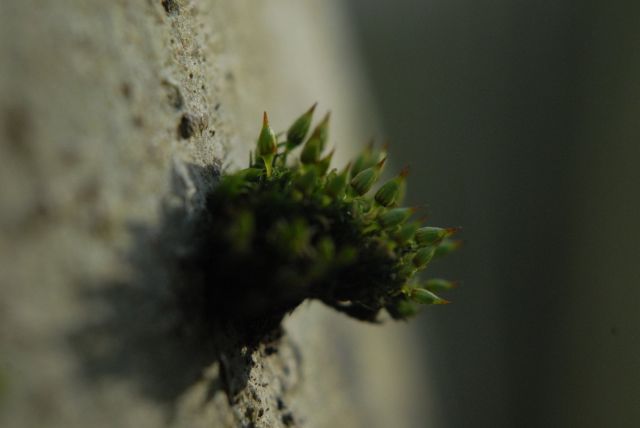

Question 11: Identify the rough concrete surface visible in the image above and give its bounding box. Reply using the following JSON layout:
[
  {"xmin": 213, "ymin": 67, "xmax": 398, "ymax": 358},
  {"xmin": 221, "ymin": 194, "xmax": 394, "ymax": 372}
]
[{"xmin": 0, "ymin": 1, "xmax": 433, "ymax": 427}]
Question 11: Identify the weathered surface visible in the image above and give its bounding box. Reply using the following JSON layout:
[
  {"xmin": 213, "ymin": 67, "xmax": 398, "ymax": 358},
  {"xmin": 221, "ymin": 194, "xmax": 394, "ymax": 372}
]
[{"xmin": 0, "ymin": 1, "xmax": 431, "ymax": 427}]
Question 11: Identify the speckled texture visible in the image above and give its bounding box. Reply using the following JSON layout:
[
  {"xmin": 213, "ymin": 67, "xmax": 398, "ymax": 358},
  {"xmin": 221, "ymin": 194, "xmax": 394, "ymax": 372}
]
[{"xmin": 0, "ymin": 1, "xmax": 433, "ymax": 427}]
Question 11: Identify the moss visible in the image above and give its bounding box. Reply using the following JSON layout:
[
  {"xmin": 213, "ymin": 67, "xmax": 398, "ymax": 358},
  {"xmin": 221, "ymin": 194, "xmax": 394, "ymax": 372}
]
[{"xmin": 177, "ymin": 106, "xmax": 460, "ymax": 339}]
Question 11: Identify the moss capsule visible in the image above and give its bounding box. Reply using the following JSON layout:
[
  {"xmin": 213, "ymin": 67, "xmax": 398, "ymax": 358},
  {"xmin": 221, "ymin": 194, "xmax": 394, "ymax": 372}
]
[{"xmin": 286, "ymin": 102, "xmax": 317, "ymax": 150}]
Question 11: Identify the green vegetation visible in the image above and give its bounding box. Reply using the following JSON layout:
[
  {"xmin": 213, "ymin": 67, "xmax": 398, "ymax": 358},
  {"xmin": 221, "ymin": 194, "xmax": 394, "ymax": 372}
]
[{"xmin": 180, "ymin": 105, "xmax": 460, "ymax": 336}]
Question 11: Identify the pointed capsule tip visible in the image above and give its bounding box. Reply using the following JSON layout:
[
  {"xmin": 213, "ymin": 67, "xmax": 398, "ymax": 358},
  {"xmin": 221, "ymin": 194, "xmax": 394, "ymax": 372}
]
[
  {"xmin": 308, "ymin": 102, "xmax": 318, "ymax": 113},
  {"xmin": 436, "ymin": 299, "xmax": 452, "ymax": 305},
  {"xmin": 263, "ymin": 111, "xmax": 269, "ymax": 126},
  {"xmin": 399, "ymin": 165, "xmax": 410, "ymax": 178},
  {"xmin": 376, "ymin": 157, "xmax": 387, "ymax": 169},
  {"xmin": 341, "ymin": 161, "xmax": 352, "ymax": 174},
  {"xmin": 446, "ymin": 227, "xmax": 462, "ymax": 235}
]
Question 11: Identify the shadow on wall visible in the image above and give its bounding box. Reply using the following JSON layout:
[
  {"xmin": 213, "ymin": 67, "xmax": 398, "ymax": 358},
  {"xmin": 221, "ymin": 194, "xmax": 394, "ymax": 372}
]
[{"xmin": 66, "ymin": 163, "xmax": 255, "ymax": 418}]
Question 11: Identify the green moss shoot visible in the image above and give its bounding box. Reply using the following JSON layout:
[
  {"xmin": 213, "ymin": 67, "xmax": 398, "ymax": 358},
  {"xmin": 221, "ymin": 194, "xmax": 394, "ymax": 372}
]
[{"xmin": 179, "ymin": 106, "xmax": 460, "ymax": 338}]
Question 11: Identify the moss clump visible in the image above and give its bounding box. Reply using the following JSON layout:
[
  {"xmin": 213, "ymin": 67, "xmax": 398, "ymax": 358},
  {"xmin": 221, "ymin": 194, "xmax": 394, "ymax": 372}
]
[{"xmin": 180, "ymin": 105, "xmax": 460, "ymax": 336}]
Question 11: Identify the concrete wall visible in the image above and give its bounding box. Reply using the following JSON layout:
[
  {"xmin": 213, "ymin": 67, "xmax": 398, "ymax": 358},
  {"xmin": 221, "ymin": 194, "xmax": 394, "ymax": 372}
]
[{"xmin": 0, "ymin": 2, "xmax": 431, "ymax": 427}]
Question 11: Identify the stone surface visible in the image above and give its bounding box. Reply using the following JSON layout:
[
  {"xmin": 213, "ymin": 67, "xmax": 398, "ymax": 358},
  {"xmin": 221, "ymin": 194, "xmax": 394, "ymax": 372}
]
[{"xmin": 0, "ymin": 1, "xmax": 432, "ymax": 427}]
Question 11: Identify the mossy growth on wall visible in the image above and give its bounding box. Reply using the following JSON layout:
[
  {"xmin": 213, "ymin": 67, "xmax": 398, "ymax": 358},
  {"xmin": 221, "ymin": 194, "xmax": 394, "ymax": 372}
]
[{"xmin": 178, "ymin": 105, "xmax": 460, "ymax": 339}]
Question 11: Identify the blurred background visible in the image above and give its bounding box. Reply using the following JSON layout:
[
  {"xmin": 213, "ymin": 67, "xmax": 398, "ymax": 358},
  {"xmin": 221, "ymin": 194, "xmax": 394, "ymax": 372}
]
[{"xmin": 346, "ymin": 1, "xmax": 640, "ymax": 427}]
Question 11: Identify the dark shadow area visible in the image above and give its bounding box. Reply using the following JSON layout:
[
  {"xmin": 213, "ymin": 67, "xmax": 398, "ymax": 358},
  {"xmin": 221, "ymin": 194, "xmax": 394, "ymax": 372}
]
[{"xmin": 66, "ymin": 162, "xmax": 264, "ymax": 417}]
